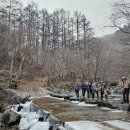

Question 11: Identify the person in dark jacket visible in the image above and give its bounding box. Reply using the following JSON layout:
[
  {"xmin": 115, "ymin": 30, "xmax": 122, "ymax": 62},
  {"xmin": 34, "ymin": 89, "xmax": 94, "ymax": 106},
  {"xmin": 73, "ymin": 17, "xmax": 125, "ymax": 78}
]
[
  {"xmin": 89, "ymin": 81, "xmax": 94, "ymax": 99},
  {"xmin": 100, "ymin": 81, "xmax": 108, "ymax": 101},
  {"xmin": 74, "ymin": 83, "xmax": 81, "ymax": 98},
  {"xmin": 81, "ymin": 82, "xmax": 87, "ymax": 98},
  {"xmin": 85, "ymin": 82, "xmax": 89, "ymax": 99},
  {"xmin": 100, "ymin": 81, "xmax": 104, "ymax": 100}
]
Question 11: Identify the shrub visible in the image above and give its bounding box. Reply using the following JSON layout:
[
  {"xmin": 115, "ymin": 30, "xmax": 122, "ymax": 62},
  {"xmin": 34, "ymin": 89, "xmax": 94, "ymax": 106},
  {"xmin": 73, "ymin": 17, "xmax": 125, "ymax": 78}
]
[
  {"xmin": 8, "ymin": 82, "xmax": 17, "ymax": 89},
  {"xmin": 109, "ymin": 81, "xmax": 118, "ymax": 86}
]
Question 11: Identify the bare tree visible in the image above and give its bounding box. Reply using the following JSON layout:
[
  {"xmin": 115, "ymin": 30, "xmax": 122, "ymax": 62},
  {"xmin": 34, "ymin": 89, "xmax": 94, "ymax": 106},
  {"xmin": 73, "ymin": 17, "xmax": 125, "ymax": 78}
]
[{"xmin": 111, "ymin": 0, "xmax": 130, "ymax": 34}]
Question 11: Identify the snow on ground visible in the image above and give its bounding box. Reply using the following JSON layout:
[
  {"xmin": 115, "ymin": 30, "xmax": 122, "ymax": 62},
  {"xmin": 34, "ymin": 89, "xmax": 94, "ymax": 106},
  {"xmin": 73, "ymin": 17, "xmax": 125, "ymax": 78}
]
[
  {"xmin": 77, "ymin": 102, "xmax": 97, "ymax": 107},
  {"xmin": 45, "ymin": 95, "xmax": 64, "ymax": 100},
  {"xmin": 105, "ymin": 120, "xmax": 130, "ymax": 130},
  {"xmin": 11, "ymin": 101, "xmax": 33, "ymax": 115},
  {"xmin": 71, "ymin": 101, "xmax": 97, "ymax": 107},
  {"xmin": 100, "ymin": 107, "xmax": 124, "ymax": 113},
  {"xmin": 29, "ymin": 122, "xmax": 49, "ymax": 130},
  {"xmin": 65, "ymin": 120, "xmax": 130, "ymax": 130},
  {"xmin": 11, "ymin": 101, "xmax": 49, "ymax": 130},
  {"xmin": 71, "ymin": 101, "xmax": 79, "ymax": 104},
  {"xmin": 10, "ymin": 100, "xmax": 130, "ymax": 130},
  {"xmin": 19, "ymin": 116, "xmax": 38, "ymax": 130},
  {"xmin": 101, "ymin": 107, "xmax": 114, "ymax": 111},
  {"xmin": 65, "ymin": 121, "xmax": 113, "ymax": 130},
  {"xmin": 113, "ymin": 98, "xmax": 122, "ymax": 101},
  {"xmin": 111, "ymin": 110, "xmax": 124, "ymax": 113},
  {"xmin": 58, "ymin": 126, "xmax": 67, "ymax": 130}
]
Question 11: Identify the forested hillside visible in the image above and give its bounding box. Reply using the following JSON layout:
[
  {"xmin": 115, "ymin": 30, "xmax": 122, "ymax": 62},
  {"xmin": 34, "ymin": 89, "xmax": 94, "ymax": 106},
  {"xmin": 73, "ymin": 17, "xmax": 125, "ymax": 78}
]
[
  {"xmin": 0, "ymin": 0, "xmax": 114, "ymax": 89},
  {"xmin": 0, "ymin": 0, "xmax": 130, "ymax": 90}
]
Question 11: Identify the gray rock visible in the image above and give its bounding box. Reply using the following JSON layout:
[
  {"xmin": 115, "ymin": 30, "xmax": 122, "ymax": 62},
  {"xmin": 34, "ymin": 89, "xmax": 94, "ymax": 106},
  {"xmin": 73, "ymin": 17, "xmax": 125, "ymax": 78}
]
[
  {"xmin": 9, "ymin": 111, "xmax": 18, "ymax": 123},
  {"xmin": 69, "ymin": 97, "xmax": 78, "ymax": 101},
  {"xmin": 85, "ymin": 99, "xmax": 97, "ymax": 104},
  {"xmin": 1, "ymin": 112, "xmax": 10, "ymax": 126},
  {"xmin": 79, "ymin": 98, "xmax": 85, "ymax": 102},
  {"xmin": 97, "ymin": 100, "xmax": 129, "ymax": 111}
]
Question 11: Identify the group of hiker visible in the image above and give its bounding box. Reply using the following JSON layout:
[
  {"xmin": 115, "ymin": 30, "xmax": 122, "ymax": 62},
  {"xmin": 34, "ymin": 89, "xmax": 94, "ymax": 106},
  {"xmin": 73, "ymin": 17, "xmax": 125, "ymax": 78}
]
[
  {"xmin": 73, "ymin": 81, "xmax": 109, "ymax": 101},
  {"xmin": 73, "ymin": 77, "xmax": 130, "ymax": 103}
]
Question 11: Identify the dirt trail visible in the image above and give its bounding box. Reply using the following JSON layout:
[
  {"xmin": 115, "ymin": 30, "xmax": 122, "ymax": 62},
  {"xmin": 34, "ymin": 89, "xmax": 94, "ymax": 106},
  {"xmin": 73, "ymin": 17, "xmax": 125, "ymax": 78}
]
[{"xmin": 18, "ymin": 77, "xmax": 48, "ymax": 92}]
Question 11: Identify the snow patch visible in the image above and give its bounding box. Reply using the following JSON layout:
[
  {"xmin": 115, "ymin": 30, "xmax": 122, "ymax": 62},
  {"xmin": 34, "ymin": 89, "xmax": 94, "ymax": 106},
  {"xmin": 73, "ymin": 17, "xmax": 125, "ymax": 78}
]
[
  {"xmin": 47, "ymin": 96, "xmax": 64, "ymax": 100},
  {"xmin": 77, "ymin": 102, "xmax": 97, "ymax": 107},
  {"xmin": 11, "ymin": 101, "xmax": 50, "ymax": 130},
  {"xmin": 71, "ymin": 101, "xmax": 97, "ymax": 107},
  {"xmin": 105, "ymin": 120, "xmax": 130, "ymax": 130},
  {"xmin": 29, "ymin": 122, "xmax": 49, "ymax": 130},
  {"xmin": 101, "ymin": 107, "xmax": 115, "ymax": 111},
  {"xmin": 111, "ymin": 110, "xmax": 124, "ymax": 113},
  {"xmin": 101, "ymin": 107, "xmax": 124, "ymax": 113},
  {"xmin": 65, "ymin": 121, "xmax": 113, "ymax": 130},
  {"xmin": 11, "ymin": 101, "xmax": 33, "ymax": 115},
  {"xmin": 19, "ymin": 116, "xmax": 38, "ymax": 130},
  {"xmin": 71, "ymin": 101, "xmax": 79, "ymax": 104},
  {"xmin": 58, "ymin": 126, "xmax": 67, "ymax": 130}
]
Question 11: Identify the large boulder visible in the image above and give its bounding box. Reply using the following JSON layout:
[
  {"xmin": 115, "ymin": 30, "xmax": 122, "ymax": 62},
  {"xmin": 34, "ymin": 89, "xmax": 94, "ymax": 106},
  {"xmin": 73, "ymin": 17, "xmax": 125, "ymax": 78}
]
[
  {"xmin": 8, "ymin": 111, "xmax": 18, "ymax": 123},
  {"xmin": 97, "ymin": 101, "xmax": 117, "ymax": 109},
  {"xmin": 97, "ymin": 100, "xmax": 129, "ymax": 111},
  {"xmin": 1, "ymin": 112, "xmax": 10, "ymax": 126},
  {"xmin": 1, "ymin": 107, "xmax": 20, "ymax": 127},
  {"xmin": 0, "ymin": 90, "xmax": 22, "ymax": 107}
]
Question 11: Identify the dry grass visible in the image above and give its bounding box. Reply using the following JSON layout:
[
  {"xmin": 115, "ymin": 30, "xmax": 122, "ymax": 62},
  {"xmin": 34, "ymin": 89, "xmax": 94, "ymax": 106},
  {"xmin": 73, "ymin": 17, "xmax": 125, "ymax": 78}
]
[{"xmin": 18, "ymin": 77, "xmax": 48, "ymax": 92}]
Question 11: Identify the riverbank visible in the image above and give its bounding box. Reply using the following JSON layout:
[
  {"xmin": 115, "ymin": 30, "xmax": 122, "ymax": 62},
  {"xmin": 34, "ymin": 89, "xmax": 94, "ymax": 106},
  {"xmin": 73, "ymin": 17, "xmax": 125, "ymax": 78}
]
[
  {"xmin": 1, "ymin": 89, "xmax": 130, "ymax": 130},
  {"xmin": 49, "ymin": 91, "xmax": 130, "ymax": 111},
  {"xmin": 34, "ymin": 96, "xmax": 130, "ymax": 122}
]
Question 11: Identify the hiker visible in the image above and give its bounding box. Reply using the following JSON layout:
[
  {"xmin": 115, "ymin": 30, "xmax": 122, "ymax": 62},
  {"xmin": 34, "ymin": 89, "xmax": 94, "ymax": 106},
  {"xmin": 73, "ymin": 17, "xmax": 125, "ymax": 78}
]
[
  {"xmin": 89, "ymin": 81, "xmax": 94, "ymax": 99},
  {"xmin": 100, "ymin": 81, "xmax": 108, "ymax": 101},
  {"xmin": 100, "ymin": 81, "xmax": 104, "ymax": 100},
  {"xmin": 92, "ymin": 82, "xmax": 99, "ymax": 100},
  {"xmin": 85, "ymin": 82, "xmax": 90, "ymax": 99},
  {"xmin": 74, "ymin": 83, "xmax": 81, "ymax": 98},
  {"xmin": 81, "ymin": 82, "xmax": 87, "ymax": 98},
  {"xmin": 104, "ymin": 83, "xmax": 108, "ymax": 101},
  {"xmin": 121, "ymin": 77, "xmax": 130, "ymax": 103}
]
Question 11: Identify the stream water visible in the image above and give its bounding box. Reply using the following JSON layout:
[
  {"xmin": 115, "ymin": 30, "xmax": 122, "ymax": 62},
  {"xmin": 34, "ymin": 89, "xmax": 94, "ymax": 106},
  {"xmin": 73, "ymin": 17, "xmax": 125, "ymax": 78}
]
[
  {"xmin": 34, "ymin": 97, "xmax": 130, "ymax": 122},
  {"xmin": 1, "ymin": 93, "xmax": 130, "ymax": 130}
]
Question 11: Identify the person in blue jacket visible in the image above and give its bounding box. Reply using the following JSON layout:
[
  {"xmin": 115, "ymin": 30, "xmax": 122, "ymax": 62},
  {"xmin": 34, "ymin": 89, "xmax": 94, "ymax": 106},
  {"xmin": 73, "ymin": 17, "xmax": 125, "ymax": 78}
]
[{"xmin": 74, "ymin": 83, "xmax": 81, "ymax": 98}]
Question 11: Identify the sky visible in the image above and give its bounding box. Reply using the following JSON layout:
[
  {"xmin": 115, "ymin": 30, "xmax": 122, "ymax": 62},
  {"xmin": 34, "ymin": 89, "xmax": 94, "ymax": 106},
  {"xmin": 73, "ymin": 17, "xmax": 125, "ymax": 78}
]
[{"xmin": 21, "ymin": 0, "xmax": 119, "ymax": 37}]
